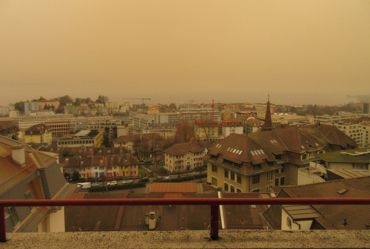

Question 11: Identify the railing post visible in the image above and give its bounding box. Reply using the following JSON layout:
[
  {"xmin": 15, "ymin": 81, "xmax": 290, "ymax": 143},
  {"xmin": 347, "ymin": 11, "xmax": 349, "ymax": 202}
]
[
  {"xmin": 0, "ymin": 206, "xmax": 6, "ymax": 242},
  {"xmin": 210, "ymin": 204, "xmax": 219, "ymax": 240}
]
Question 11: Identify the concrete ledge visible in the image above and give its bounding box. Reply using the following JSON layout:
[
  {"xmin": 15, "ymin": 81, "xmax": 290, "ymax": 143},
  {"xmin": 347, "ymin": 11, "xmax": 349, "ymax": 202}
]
[{"xmin": 3, "ymin": 230, "xmax": 370, "ymax": 249}]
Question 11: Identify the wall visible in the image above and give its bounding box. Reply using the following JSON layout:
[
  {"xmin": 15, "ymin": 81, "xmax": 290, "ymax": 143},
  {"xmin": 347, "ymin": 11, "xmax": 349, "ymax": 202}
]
[{"xmin": 281, "ymin": 209, "xmax": 313, "ymax": 231}]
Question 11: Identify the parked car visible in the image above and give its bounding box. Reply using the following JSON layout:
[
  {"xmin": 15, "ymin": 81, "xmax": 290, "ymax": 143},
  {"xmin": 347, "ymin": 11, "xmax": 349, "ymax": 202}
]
[{"xmin": 77, "ymin": 182, "xmax": 91, "ymax": 190}]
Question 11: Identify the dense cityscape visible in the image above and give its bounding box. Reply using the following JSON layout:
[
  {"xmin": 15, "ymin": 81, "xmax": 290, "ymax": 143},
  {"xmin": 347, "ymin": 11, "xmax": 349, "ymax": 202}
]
[
  {"xmin": 0, "ymin": 95, "xmax": 369, "ymax": 235},
  {"xmin": 1, "ymin": 0, "xmax": 370, "ymax": 248}
]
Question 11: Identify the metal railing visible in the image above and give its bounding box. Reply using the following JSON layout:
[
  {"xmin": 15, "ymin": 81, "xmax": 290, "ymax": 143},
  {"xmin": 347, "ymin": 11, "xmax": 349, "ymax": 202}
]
[{"xmin": 1, "ymin": 197, "xmax": 370, "ymax": 242}]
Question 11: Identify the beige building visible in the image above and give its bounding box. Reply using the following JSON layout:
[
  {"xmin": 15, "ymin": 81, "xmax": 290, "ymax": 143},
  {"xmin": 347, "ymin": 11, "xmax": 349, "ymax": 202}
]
[
  {"xmin": 63, "ymin": 152, "xmax": 140, "ymax": 180},
  {"xmin": 207, "ymin": 135, "xmax": 281, "ymax": 193},
  {"xmin": 194, "ymin": 120, "xmax": 221, "ymax": 141},
  {"xmin": 164, "ymin": 142, "xmax": 206, "ymax": 173},
  {"xmin": 57, "ymin": 129, "xmax": 104, "ymax": 148},
  {"xmin": 19, "ymin": 124, "xmax": 52, "ymax": 145}
]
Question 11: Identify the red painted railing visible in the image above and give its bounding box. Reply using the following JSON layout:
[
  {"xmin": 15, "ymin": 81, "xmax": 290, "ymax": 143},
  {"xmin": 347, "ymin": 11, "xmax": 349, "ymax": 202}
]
[{"xmin": 1, "ymin": 197, "xmax": 370, "ymax": 242}]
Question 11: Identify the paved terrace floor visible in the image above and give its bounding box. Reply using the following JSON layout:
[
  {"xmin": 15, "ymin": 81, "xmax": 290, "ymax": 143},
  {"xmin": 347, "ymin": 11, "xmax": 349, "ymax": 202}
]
[{"xmin": 3, "ymin": 230, "xmax": 370, "ymax": 249}]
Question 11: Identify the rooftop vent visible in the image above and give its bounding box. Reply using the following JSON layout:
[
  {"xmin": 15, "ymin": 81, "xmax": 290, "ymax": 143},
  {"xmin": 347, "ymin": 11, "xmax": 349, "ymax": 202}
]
[{"xmin": 11, "ymin": 146, "xmax": 26, "ymax": 166}]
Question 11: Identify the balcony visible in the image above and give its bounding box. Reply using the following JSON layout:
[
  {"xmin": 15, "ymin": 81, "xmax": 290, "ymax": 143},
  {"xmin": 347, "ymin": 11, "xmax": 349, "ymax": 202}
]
[{"xmin": 1, "ymin": 197, "xmax": 370, "ymax": 248}]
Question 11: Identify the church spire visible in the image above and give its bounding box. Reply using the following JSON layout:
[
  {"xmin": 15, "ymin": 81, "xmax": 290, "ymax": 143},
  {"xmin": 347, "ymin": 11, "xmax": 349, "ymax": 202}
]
[{"xmin": 261, "ymin": 94, "xmax": 272, "ymax": 131}]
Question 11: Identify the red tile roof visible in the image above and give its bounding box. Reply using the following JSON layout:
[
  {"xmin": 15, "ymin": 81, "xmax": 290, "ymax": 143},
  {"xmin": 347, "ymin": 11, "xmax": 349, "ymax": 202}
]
[
  {"xmin": 165, "ymin": 141, "xmax": 205, "ymax": 156},
  {"xmin": 149, "ymin": 183, "xmax": 198, "ymax": 193}
]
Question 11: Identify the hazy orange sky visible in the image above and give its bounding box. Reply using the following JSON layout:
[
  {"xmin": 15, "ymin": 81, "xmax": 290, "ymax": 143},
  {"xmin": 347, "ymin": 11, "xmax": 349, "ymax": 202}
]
[{"xmin": 0, "ymin": 0, "xmax": 369, "ymax": 105}]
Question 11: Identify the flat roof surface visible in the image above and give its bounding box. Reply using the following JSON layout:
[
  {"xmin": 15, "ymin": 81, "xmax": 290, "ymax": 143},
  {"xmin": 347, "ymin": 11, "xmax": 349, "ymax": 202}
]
[{"xmin": 327, "ymin": 168, "xmax": 370, "ymax": 179}]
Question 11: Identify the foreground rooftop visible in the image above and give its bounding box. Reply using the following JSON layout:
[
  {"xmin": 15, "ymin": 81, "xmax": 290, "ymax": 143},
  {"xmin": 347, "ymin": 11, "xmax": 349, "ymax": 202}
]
[{"xmin": 3, "ymin": 230, "xmax": 370, "ymax": 249}]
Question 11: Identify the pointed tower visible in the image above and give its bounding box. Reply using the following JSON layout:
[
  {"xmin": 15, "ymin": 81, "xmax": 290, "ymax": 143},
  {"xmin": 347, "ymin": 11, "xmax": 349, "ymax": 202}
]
[{"xmin": 261, "ymin": 95, "xmax": 272, "ymax": 131}]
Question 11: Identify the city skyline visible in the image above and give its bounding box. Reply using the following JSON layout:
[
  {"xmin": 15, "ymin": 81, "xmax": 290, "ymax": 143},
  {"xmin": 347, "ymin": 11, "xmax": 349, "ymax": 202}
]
[{"xmin": 1, "ymin": 0, "xmax": 370, "ymax": 106}]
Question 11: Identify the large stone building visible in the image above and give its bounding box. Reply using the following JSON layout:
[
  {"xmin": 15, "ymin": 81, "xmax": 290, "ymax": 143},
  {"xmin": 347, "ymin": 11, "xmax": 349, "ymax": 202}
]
[
  {"xmin": 207, "ymin": 100, "xmax": 356, "ymax": 193},
  {"xmin": 0, "ymin": 136, "xmax": 75, "ymax": 232},
  {"xmin": 57, "ymin": 129, "xmax": 104, "ymax": 149},
  {"xmin": 164, "ymin": 141, "xmax": 207, "ymax": 173}
]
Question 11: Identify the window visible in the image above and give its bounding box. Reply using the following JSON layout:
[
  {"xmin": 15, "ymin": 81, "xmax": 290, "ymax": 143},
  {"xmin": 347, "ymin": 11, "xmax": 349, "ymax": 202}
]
[
  {"xmin": 230, "ymin": 185, "xmax": 235, "ymax": 192},
  {"xmin": 230, "ymin": 171, "xmax": 235, "ymax": 181},
  {"xmin": 224, "ymin": 169, "xmax": 229, "ymax": 178},
  {"xmin": 251, "ymin": 175, "xmax": 260, "ymax": 184},
  {"xmin": 287, "ymin": 217, "xmax": 292, "ymax": 229},
  {"xmin": 236, "ymin": 188, "xmax": 242, "ymax": 193},
  {"xmin": 253, "ymin": 164, "xmax": 262, "ymax": 171},
  {"xmin": 280, "ymin": 177, "xmax": 285, "ymax": 185},
  {"xmin": 211, "ymin": 177, "xmax": 217, "ymax": 186},
  {"xmin": 237, "ymin": 174, "xmax": 242, "ymax": 184},
  {"xmin": 353, "ymin": 164, "xmax": 368, "ymax": 170},
  {"xmin": 267, "ymin": 172, "xmax": 273, "ymax": 181},
  {"xmin": 211, "ymin": 164, "xmax": 217, "ymax": 172},
  {"xmin": 275, "ymin": 178, "xmax": 279, "ymax": 186},
  {"xmin": 224, "ymin": 183, "xmax": 229, "ymax": 191}
]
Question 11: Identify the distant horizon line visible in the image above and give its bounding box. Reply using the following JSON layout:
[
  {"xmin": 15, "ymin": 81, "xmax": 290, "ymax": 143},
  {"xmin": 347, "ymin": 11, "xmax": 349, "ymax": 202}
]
[{"xmin": 0, "ymin": 94, "xmax": 367, "ymax": 107}]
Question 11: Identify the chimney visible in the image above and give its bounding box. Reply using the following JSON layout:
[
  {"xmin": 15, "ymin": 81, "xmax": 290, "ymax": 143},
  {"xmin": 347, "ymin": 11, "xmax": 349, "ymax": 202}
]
[{"xmin": 11, "ymin": 145, "xmax": 26, "ymax": 166}]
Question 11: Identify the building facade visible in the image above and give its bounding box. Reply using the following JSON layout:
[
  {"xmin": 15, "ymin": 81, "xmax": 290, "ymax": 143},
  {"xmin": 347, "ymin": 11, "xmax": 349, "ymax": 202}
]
[
  {"xmin": 57, "ymin": 130, "xmax": 104, "ymax": 148},
  {"xmin": 20, "ymin": 124, "xmax": 53, "ymax": 145},
  {"xmin": 164, "ymin": 142, "xmax": 207, "ymax": 173}
]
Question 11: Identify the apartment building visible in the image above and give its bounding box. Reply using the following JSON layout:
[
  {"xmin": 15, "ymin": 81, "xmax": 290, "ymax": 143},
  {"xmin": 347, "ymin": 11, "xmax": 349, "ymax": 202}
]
[
  {"xmin": 72, "ymin": 116, "xmax": 122, "ymax": 143},
  {"xmin": 194, "ymin": 120, "xmax": 221, "ymax": 141},
  {"xmin": 0, "ymin": 136, "xmax": 75, "ymax": 232},
  {"xmin": 221, "ymin": 120, "xmax": 244, "ymax": 138},
  {"xmin": 335, "ymin": 120, "xmax": 370, "ymax": 148},
  {"xmin": 19, "ymin": 124, "xmax": 53, "ymax": 145},
  {"xmin": 63, "ymin": 153, "xmax": 140, "ymax": 180},
  {"xmin": 207, "ymin": 134, "xmax": 281, "ymax": 192},
  {"xmin": 178, "ymin": 106, "xmax": 222, "ymax": 122},
  {"xmin": 164, "ymin": 141, "xmax": 206, "ymax": 173},
  {"xmin": 57, "ymin": 130, "xmax": 104, "ymax": 148}
]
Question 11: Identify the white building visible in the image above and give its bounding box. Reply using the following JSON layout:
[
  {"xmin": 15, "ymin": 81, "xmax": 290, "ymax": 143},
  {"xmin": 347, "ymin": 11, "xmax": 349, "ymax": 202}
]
[{"xmin": 335, "ymin": 121, "xmax": 370, "ymax": 148}]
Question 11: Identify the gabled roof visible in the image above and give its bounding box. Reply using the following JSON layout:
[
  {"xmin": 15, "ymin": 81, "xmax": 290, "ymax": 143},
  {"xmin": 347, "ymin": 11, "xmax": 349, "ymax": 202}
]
[
  {"xmin": 209, "ymin": 134, "xmax": 269, "ymax": 164},
  {"xmin": 209, "ymin": 124, "xmax": 355, "ymax": 166},
  {"xmin": 278, "ymin": 177, "xmax": 370, "ymax": 229},
  {"xmin": 165, "ymin": 141, "xmax": 205, "ymax": 156}
]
